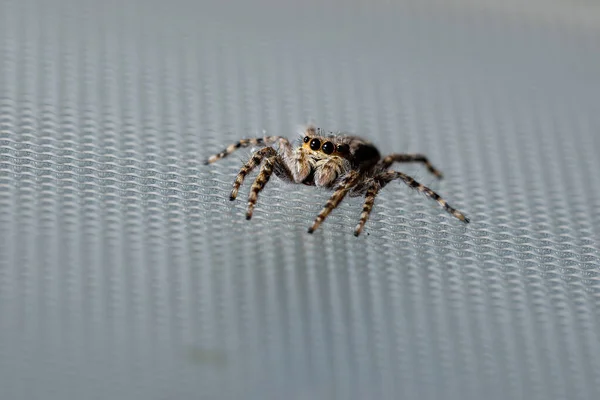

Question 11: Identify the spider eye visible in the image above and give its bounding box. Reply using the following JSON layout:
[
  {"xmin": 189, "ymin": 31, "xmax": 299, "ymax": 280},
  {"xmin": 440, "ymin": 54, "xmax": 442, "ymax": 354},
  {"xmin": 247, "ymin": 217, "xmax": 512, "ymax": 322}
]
[
  {"xmin": 322, "ymin": 141, "xmax": 334, "ymax": 154},
  {"xmin": 336, "ymin": 144, "xmax": 349, "ymax": 153},
  {"xmin": 309, "ymin": 138, "xmax": 321, "ymax": 151},
  {"xmin": 303, "ymin": 136, "xmax": 310, "ymax": 143}
]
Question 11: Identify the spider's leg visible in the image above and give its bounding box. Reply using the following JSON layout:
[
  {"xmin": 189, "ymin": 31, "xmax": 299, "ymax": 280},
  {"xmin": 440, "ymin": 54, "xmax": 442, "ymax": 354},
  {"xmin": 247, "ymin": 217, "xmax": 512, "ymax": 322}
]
[
  {"xmin": 204, "ymin": 135, "xmax": 288, "ymax": 165},
  {"xmin": 379, "ymin": 153, "xmax": 444, "ymax": 179},
  {"xmin": 308, "ymin": 171, "xmax": 360, "ymax": 234},
  {"xmin": 272, "ymin": 152, "xmax": 295, "ymax": 183},
  {"xmin": 245, "ymin": 155, "xmax": 278, "ymax": 220},
  {"xmin": 230, "ymin": 147, "xmax": 277, "ymax": 200},
  {"xmin": 379, "ymin": 170, "xmax": 469, "ymax": 223},
  {"xmin": 353, "ymin": 182, "xmax": 382, "ymax": 237}
]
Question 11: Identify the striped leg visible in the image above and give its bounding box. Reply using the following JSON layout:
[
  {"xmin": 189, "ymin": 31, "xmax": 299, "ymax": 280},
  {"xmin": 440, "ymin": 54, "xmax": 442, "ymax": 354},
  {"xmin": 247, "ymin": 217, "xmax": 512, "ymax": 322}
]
[
  {"xmin": 204, "ymin": 136, "xmax": 290, "ymax": 165},
  {"xmin": 354, "ymin": 183, "xmax": 381, "ymax": 237},
  {"xmin": 379, "ymin": 170, "xmax": 469, "ymax": 223},
  {"xmin": 379, "ymin": 153, "xmax": 444, "ymax": 178},
  {"xmin": 245, "ymin": 156, "xmax": 277, "ymax": 220},
  {"xmin": 308, "ymin": 171, "xmax": 360, "ymax": 234},
  {"xmin": 230, "ymin": 147, "xmax": 277, "ymax": 200}
]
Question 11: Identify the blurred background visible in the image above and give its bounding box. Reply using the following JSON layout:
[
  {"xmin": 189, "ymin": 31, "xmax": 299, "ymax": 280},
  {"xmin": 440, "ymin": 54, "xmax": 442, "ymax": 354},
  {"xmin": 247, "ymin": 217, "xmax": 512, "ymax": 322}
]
[{"xmin": 1, "ymin": 0, "xmax": 600, "ymax": 399}]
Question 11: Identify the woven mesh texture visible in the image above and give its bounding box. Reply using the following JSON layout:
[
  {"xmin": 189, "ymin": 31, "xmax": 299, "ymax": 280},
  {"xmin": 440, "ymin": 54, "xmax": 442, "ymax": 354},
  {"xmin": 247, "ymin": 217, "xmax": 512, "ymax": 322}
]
[{"xmin": 1, "ymin": 0, "xmax": 600, "ymax": 399}]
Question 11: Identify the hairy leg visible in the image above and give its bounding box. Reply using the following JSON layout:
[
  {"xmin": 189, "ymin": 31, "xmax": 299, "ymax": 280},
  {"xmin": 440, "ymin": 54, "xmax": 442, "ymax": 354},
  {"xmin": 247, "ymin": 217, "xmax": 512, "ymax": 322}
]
[
  {"xmin": 245, "ymin": 156, "xmax": 277, "ymax": 220},
  {"xmin": 378, "ymin": 170, "xmax": 469, "ymax": 223},
  {"xmin": 379, "ymin": 153, "xmax": 444, "ymax": 178},
  {"xmin": 230, "ymin": 147, "xmax": 277, "ymax": 200},
  {"xmin": 354, "ymin": 182, "xmax": 382, "ymax": 237},
  {"xmin": 204, "ymin": 135, "xmax": 291, "ymax": 165},
  {"xmin": 308, "ymin": 171, "xmax": 360, "ymax": 234}
]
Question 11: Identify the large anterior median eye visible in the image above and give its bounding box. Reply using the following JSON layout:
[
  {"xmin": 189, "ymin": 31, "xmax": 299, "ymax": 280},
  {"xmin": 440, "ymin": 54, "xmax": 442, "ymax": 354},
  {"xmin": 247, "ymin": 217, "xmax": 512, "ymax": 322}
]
[
  {"xmin": 321, "ymin": 141, "xmax": 334, "ymax": 154},
  {"xmin": 309, "ymin": 138, "xmax": 321, "ymax": 150}
]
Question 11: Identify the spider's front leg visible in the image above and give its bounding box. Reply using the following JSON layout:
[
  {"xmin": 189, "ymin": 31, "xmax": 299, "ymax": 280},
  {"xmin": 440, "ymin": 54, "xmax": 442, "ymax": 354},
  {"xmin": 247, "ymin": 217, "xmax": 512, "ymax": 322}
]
[
  {"xmin": 204, "ymin": 135, "xmax": 288, "ymax": 165},
  {"xmin": 379, "ymin": 153, "xmax": 444, "ymax": 179},
  {"xmin": 245, "ymin": 155, "xmax": 278, "ymax": 220},
  {"xmin": 307, "ymin": 170, "xmax": 360, "ymax": 234},
  {"xmin": 230, "ymin": 148, "xmax": 293, "ymax": 220},
  {"xmin": 230, "ymin": 147, "xmax": 278, "ymax": 200}
]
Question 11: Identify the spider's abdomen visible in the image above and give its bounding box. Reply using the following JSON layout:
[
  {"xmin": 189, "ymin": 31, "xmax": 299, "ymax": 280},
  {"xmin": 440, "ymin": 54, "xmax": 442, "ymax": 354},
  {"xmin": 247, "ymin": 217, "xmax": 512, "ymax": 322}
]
[{"xmin": 348, "ymin": 140, "xmax": 381, "ymax": 169}]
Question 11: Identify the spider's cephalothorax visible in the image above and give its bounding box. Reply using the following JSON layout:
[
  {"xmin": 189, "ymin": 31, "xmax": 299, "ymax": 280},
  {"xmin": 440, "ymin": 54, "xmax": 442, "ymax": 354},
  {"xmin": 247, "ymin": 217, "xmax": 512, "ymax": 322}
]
[{"xmin": 205, "ymin": 125, "xmax": 469, "ymax": 236}]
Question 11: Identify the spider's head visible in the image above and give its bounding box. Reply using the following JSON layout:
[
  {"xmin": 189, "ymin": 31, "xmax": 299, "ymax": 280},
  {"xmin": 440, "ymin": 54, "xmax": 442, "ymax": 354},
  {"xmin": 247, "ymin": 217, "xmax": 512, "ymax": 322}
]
[
  {"xmin": 300, "ymin": 125, "xmax": 380, "ymax": 169},
  {"xmin": 301, "ymin": 134, "xmax": 351, "ymax": 158},
  {"xmin": 300, "ymin": 126, "xmax": 350, "ymax": 159}
]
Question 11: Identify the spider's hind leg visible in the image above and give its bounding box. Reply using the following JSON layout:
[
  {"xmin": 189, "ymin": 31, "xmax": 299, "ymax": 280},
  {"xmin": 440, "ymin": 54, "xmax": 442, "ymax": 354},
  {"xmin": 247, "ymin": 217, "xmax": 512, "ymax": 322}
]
[
  {"xmin": 379, "ymin": 170, "xmax": 469, "ymax": 223},
  {"xmin": 379, "ymin": 153, "xmax": 444, "ymax": 179}
]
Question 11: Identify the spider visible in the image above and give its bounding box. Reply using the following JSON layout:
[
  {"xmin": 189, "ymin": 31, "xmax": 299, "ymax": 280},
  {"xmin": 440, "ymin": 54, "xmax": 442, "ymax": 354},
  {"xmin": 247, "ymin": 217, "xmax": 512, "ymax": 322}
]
[{"xmin": 205, "ymin": 125, "xmax": 469, "ymax": 236}]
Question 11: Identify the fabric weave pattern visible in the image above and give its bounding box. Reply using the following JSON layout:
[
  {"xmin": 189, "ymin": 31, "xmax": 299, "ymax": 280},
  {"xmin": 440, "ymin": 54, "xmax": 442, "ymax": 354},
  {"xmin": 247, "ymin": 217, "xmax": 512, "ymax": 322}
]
[{"xmin": 1, "ymin": 1, "xmax": 599, "ymax": 399}]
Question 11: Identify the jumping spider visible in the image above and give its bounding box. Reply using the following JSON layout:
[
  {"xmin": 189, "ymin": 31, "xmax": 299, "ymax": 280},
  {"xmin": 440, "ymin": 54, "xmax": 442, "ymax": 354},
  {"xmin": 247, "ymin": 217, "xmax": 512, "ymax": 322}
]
[{"xmin": 205, "ymin": 126, "xmax": 469, "ymax": 236}]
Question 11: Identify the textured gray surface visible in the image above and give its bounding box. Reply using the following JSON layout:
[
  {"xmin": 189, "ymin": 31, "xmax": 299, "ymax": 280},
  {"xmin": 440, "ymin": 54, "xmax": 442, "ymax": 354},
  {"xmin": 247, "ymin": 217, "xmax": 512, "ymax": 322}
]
[{"xmin": 1, "ymin": 0, "xmax": 600, "ymax": 399}]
